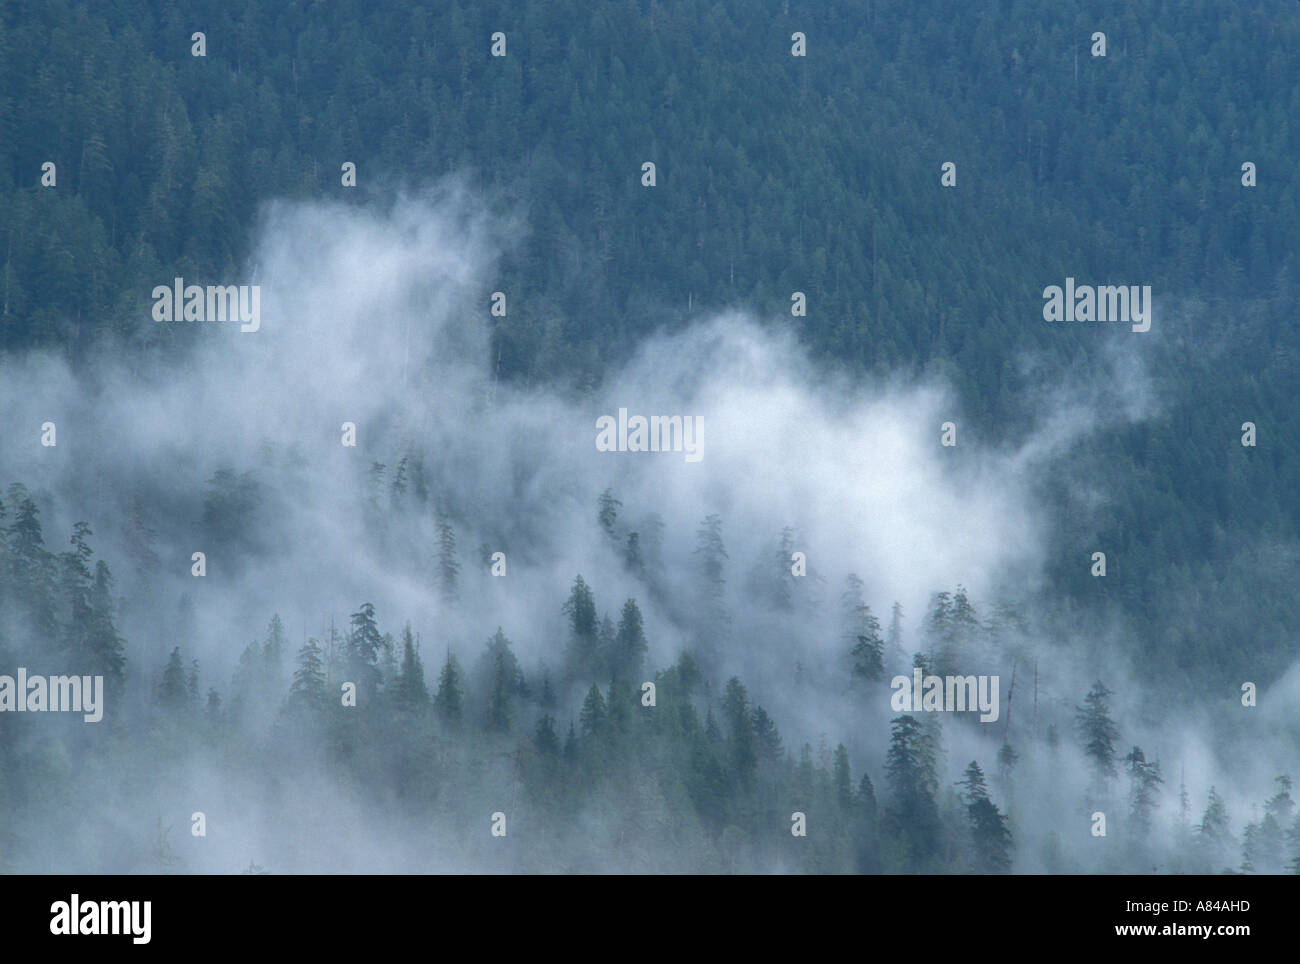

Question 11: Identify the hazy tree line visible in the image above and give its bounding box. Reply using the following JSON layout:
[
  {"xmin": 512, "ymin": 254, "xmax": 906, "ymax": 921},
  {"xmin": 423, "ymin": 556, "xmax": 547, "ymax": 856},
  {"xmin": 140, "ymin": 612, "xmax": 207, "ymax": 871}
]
[
  {"xmin": 2, "ymin": 481, "xmax": 1296, "ymax": 873},
  {"xmin": 1, "ymin": 0, "xmax": 1296, "ymax": 706}
]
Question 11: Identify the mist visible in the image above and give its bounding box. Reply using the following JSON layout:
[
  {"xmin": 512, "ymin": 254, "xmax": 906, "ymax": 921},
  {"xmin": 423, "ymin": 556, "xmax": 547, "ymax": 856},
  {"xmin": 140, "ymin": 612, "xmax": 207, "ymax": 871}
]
[{"xmin": 0, "ymin": 183, "xmax": 1294, "ymax": 874}]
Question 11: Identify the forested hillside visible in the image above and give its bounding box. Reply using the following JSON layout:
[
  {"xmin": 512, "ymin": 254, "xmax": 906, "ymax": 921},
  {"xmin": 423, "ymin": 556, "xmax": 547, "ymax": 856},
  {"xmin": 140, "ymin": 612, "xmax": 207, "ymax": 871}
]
[{"xmin": 1, "ymin": 0, "xmax": 1297, "ymax": 873}]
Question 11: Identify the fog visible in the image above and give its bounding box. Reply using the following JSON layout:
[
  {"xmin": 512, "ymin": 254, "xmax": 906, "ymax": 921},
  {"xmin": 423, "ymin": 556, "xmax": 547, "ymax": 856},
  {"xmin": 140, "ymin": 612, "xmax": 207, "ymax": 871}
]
[{"xmin": 0, "ymin": 183, "xmax": 1293, "ymax": 872}]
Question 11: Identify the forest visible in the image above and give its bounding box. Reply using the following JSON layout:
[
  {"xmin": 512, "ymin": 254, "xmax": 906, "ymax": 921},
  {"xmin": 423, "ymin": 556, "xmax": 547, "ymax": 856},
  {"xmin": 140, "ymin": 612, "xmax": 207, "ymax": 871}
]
[{"xmin": 1, "ymin": 0, "xmax": 1298, "ymax": 873}]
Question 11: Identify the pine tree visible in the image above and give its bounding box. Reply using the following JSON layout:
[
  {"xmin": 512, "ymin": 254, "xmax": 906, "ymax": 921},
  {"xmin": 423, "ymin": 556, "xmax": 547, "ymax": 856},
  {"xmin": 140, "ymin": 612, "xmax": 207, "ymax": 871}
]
[
  {"xmin": 833, "ymin": 744, "xmax": 853, "ymax": 810},
  {"xmin": 347, "ymin": 602, "xmax": 384, "ymax": 696},
  {"xmin": 612, "ymin": 598, "xmax": 648, "ymax": 682},
  {"xmin": 1075, "ymin": 681, "xmax": 1119, "ymax": 790},
  {"xmin": 436, "ymin": 513, "xmax": 459, "ymax": 603},
  {"xmin": 922, "ymin": 590, "xmax": 953, "ymax": 674},
  {"xmin": 752, "ymin": 705, "xmax": 784, "ymax": 764},
  {"xmin": 205, "ymin": 688, "xmax": 222, "ymax": 722},
  {"xmin": 86, "ymin": 561, "xmax": 126, "ymax": 692},
  {"xmin": 884, "ymin": 714, "xmax": 940, "ymax": 861},
  {"xmin": 886, "ymin": 601, "xmax": 906, "ymax": 672},
  {"xmin": 58, "ymin": 521, "xmax": 94, "ymax": 658},
  {"xmin": 562, "ymin": 575, "xmax": 600, "ymax": 677},
  {"xmin": 7, "ymin": 487, "xmax": 56, "ymax": 640},
  {"xmin": 263, "ymin": 614, "xmax": 286, "ymax": 694},
  {"xmin": 771, "ymin": 526, "xmax": 797, "ymax": 611},
  {"xmin": 579, "ymin": 683, "xmax": 606, "ymax": 737},
  {"xmin": 597, "ymin": 487, "xmax": 622, "ymax": 541},
  {"xmin": 694, "ymin": 513, "xmax": 730, "ymax": 655},
  {"xmin": 159, "ymin": 647, "xmax": 188, "ymax": 710},
  {"xmin": 722, "ymin": 677, "xmax": 756, "ymax": 783},
  {"xmin": 1198, "ymin": 786, "xmax": 1232, "ymax": 871},
  {"xmin": 487, "ymin": 647, "xmax": 515, "ymax": 734},
  {"xmin": 624, "ymin": 531, "xmax": 644, "ymax": 578},
  {"xmin": 434, "ymin": 649, "xmax": 464, "ymax": 728},
  {"xmin": 288, "ymin": 638, "xmax": 327, "ymax": 710},
  {"xmin": 957, "ymin": 760, "xmax": 1013, "ymax": 873},
  {"xmin": 394, "ymin": 623, "xmax": 429, "ymax": 708},
  {"xmin": 1124, "ymin": 745, "xmax": 1163, "ymax": 838},
  {"xmin": 389, "ymin": 454, "xmax": 408, "ymax": 505},
  {"xmin": 844, "ymin": 574, "xmax": 884, "ymax": 681},
  {"xmin": 534, "ymin": 715, "xmax": 560, "ymax": 755},
  {"xmin": 851, "ymin": 619, "xmax": 885, "ymax": 682}
]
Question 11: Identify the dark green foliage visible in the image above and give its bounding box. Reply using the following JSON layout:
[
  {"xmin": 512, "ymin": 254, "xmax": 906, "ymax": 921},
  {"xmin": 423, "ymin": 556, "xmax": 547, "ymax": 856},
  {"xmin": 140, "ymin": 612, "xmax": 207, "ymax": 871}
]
[{"xmin": 1075, "ymin": 681, "xmax": 1120, "ymax": 787}]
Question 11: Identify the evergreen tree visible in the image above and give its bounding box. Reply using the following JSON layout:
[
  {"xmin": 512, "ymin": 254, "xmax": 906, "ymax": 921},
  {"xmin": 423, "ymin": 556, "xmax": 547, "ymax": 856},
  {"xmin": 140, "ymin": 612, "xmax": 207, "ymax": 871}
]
[
  {"xmin": 597, "ymin": 487, "xmax": 621, "ymax": 541},
  {"xmin": 394, "ymin": 623, "xmax": 429, "ymax": 709},
  {"xmin": 159, "ymin": 647, "xmax": 187, "ymax": 710},
  {"xmin": 722, "ymin": 677, "xmax": 757, "ymax": 784},
  {"xmin": 844, "ymin": 574, "xmax": 884, "ymax": 681},
  {"xmin": 833, "ymin": 743, "xmax": 853, "ymax": 810},
  {"xmin": 436, "ymin": 513, "xmax": 459, "ymax": 603},
  {"xmin": 1198, "ymin": 786, "xmax": 1232, "ymax": 871},
  {"xmin": 534, "ymin": 715, "xmax": 560, "ymax": 755},
  {"xmin": 434, "ymin": 649, "xmax": 464, "ymax": 728},
  {"xmin": 624, "ymin": 531, "xmax": 644, "ymax": 578},
  {"xmin": 752, "ymin": 705, "xmax": 784, "ymax": 764},
  {"xmin": 1075, "ymin": 681, "xmax": 1119, "ymax": 790},
  {"xmin": 263, "ymin": 614, "xmax": 286, "ymax": 693},
  {"xmin": 288, "ymin": 638, "xmax": 327, "ymax": 711},
  {"xmin": 611, "ymin": 598, "xmax": 648, "ymax": 682},
  {"xmin": 957, "ymin": 760, "xmax": 1013, "ymax": 873},
  {"xmin": 86, "ymin": 561, "xmax": 126, "ymax": 692},
  {"xmin": 884, "ymin": 715, "xmax": 940, "ymax": 861},
  {"xmin": 486, "ymin": 647, "xmax": 515, "ymax": 734},
  {"xmin": 1124, "ymin": 745, "xmax": 1163, "ymax": 838},
  {"xmin": 562, "ymin": 575, "xmax": 600, "ymax": 677},
  {"xmin": 579, "ymin": 683, "xmax": 606, "ymax": 737},
  {"xmin": 886, "ymin": 601, "xmax": 906, "ymax": 673},
  {"xmin": 347, "ymin": 602, "xmax": 384, "ymax": 697}
]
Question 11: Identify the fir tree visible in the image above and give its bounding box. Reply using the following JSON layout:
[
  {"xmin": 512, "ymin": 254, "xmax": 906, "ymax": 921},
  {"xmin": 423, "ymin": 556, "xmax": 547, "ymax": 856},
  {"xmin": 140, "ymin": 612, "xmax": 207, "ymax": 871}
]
[
  {"xmin": 1124, "ymin": 745, "xmax": 1163, "ymax": 838},
  {"xmin": 347, "ymin": 602, "xmax": 384, "ymax": 696},
  {"xmin": 752, "ymin": 705, "xmax": 784, "ymax": 764},
  {"xmin": 288, "ymin": 638, "xmax": 327, "ymax": 711},
  {"xmin": 436, "ymin": 513, "xmax": 459, "ymax": 603},
  {"xmin": 434, "ymin": 649, "xmax": 464, "ymax": 728},
  {"xmin": 612, "ymin": 598, "xmax": 648, "ymax": 682},
  {"xmin": 562, "ymin": 575, "xmax": 600, "ymax": 677},
  {"xmin": 159, "ymin": 647, "xmax": 188, "ymax": 710},
  {"xmin": 579, "ymin": 683, "xmax": 606, "ymax": 737},
  {"xmin": 957, "ymin": 760, "xmax": 1013, "ymax": 873},
  {"xmin": 597, "ymin": 487, "xmax": 622, "ymax": 541},
  {"xmin": 1075, "ymin": 681, "xmax": 1119, "ymax": 789},
  {"xmin": 394, "ymin": 623, "xmax": 429, "ymax": 709}
]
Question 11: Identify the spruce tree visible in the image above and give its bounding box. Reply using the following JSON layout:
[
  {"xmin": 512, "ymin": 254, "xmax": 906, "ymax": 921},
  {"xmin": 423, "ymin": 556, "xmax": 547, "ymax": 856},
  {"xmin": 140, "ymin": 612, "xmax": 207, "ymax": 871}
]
[
  {"xmin": 347, "ymin": 602, "xmax": 384, "ymax": 697},
  {"xmin": 957, "ymin": 760, "xmax": 1013, "ymax": 873},
  {"xmin": 394, "ymin": 623, "xmax": 429, "ymax": 709},
  {"xmin": 1124, "ymin": 745, "xmax": 1163, "ymax": 838},
  {"xmin": 612, "ymin": 598, "xmax": 648, "ymax": 682},
  {"xmin": 436, "ymin": 514, "xmax": 459, "ymax": 603},
  {"xmin": 579, "ymin": 683, "xmax": 606, "ymax": 737},
  {"xmin": 289, "ymin": 638, "xmax": 327, "ymax": 711},
  {"xmin": 884, "ymin": 714, "xmax": 940, "ymax": 861},
  {"xmin": 159, "ymin": 647, "xmax": 188, "ymax": 710},
  {"xmin": 434, "ymin": 649, "xmax": 464, "ymax": 728},
  {"xmin": 562, "ymin": 575, "xmax": 600, "ymax": 677},
  {"xmin": 1075, "ymin": 681, "xmax": 1120, "ymax": 790}
]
